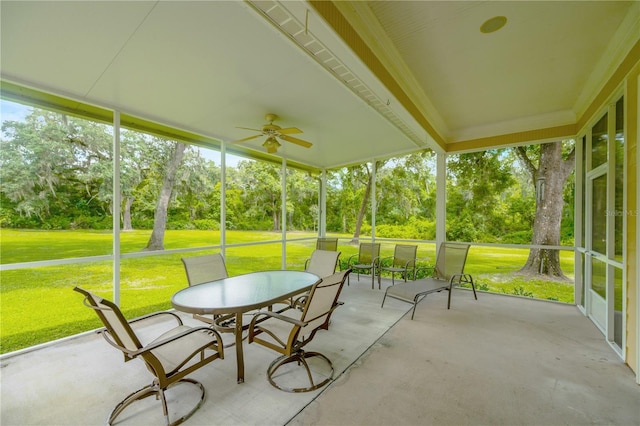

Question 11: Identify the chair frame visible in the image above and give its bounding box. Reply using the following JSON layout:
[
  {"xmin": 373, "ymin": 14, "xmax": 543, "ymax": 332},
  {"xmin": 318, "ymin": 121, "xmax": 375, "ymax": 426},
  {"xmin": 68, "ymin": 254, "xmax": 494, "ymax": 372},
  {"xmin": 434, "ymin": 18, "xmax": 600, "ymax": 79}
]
[
  {"xmin": 347, "ymin": 242, "xmax": 381, "ymax": 289},
  {"xmin": 379, "ymin": 244, "xmax": 418, "ymax": 285},
  {"xmin": 381, "ymin": 243, "xmax": 477, "ymax": 319},
  {"xmin": 248, "ymin": 270, "xmax": 350, "ymax": 392},
  {"xmin": 74, "ymin": 286, "xmax": 223, "ymax": 426}
]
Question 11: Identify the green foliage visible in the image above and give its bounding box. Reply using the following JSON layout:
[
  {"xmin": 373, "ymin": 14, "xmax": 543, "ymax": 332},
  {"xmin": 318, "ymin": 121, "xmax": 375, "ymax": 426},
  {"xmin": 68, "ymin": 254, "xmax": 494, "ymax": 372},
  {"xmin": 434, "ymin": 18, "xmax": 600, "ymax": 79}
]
[
  {"xmin": 1, "ymin": 103, "xmax": 577, "ymax": 245},
  {"xmin": 375, "ymin": 219, "xmax": 435, "ymax": 240},
  {"xmin": 192, "ymin": 219, "xmax": 220, "ymax": 230},
  {"xmin": 501, "ymin": 230, "xmax": 533, "ymax": 244}
]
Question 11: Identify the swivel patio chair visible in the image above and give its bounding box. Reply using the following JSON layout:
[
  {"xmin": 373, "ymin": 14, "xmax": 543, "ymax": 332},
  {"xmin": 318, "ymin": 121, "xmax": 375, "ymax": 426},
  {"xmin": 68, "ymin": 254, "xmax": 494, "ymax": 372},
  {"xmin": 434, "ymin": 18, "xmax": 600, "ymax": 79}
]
[
  {"xmin": 181, "ymin": 253, "xmax": 228, "ymax": 324},
  {"xmin": 347, "ymin": 242, "xmax": 381, "ymax": 289},
  {"xmin": 74, "ymin": 286, "xmax": 224, "ymax": 426},
  {"xmin": 304, "ymin": 249, "xmax": 341, "ymax": 278},
  {"xmin": 182, "ymin": 253, "xmax": 259, "ymax": 340},
  {"xmin": 248, "ymin": 270, "xmax": 350, "ymax": 392},
  {"xmin": 379, "ymin": 244, "xmax": 417, "ymax": 285},
  {"xmin": 295, "ymin": 250, "xmax": 343, "ymax": 326},
  {"xmin": 182, "ymin": 252, "xmax": 228, "ymax": 286},
  {"xmin": 381, "ymin": 242, "xmax": 477, "ymax": 319}
]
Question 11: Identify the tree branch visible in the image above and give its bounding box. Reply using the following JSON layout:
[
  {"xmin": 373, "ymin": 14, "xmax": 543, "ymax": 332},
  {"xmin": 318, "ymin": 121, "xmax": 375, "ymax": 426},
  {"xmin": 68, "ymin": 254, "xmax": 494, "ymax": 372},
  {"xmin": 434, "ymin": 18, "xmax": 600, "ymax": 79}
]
[{"xmin": 514, "ymin": 146, "xmax": 537, "ymax": 179}]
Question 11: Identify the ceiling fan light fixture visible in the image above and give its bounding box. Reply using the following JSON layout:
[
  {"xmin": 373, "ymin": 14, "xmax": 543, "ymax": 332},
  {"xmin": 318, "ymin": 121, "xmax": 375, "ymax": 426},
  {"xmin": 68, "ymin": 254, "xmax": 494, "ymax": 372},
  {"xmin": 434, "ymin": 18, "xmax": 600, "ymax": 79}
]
[
  {"xmin": 480, "ymin": 16, "xmax": 507, "ymax": 34},
  {"xmin": 263, "ymin": 136, "xmax": 281, "ymax": 153}
]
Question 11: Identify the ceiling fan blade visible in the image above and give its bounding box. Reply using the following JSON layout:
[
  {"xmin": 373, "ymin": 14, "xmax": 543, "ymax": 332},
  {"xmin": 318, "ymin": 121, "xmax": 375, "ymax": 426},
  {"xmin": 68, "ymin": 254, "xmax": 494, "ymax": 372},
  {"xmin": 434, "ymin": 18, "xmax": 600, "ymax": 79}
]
[
  {"xmin": 279, "ymin": 134, "xmax": 313, "ymax": 148},
  {"xmin": 231, "ymin": 134, "xmax": 262, "ymax": 143},
  {"xmin": 236, "ymin": 126, "xmax": 263, "ymax": 132},
  {"xmin": 277, "ymin": 127, "xmax": 302, "ymax": 135}
]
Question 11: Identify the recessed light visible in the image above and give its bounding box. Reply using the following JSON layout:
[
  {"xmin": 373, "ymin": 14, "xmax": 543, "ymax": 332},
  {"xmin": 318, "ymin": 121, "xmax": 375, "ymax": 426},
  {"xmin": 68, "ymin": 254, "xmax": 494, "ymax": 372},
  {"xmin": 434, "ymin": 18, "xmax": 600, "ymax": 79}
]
[{"xmin": 480, "ymin": 16, "xmax": 507, "ymax": 34}]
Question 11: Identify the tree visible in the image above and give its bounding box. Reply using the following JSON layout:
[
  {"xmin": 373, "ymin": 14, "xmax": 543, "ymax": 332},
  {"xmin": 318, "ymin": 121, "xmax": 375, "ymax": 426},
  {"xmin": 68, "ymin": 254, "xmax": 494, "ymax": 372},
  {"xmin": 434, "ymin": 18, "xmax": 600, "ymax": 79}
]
[
  {"xmin": 144, "ymin": 141, "xmax": 186, "ymax": 251},
  {"xmin": 351, "ymin": 160, "xmax": 387, "ymax": 242},
  {"xmin": 228, "ymin": 160, "xmax": 281, "ymax": 230},
  {"xmin": 446, "ymin": 150, "xmax": 515, "ymax": 241},
  {"xmin": 376, "ymin": 152, "xmax": 436, "ymax": 224},
  {"xmin": 514, "ymin": 141, "xmax": 575, "ymax": 278},
  {"xmin": 1, "ymin": 108, "xmax": 113, "ymax": 226}
]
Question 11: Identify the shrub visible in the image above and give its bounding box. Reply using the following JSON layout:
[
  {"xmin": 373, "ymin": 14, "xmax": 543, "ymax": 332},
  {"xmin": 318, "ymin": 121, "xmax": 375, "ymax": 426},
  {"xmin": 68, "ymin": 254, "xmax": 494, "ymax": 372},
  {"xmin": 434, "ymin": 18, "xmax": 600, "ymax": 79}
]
[
  {"xmin": 501, "ymin": 230, "xmax": 532, "ymax": 244},
  {"xmin": 193, "ymin": 219, "xmax": 220, "ymax": 230}
]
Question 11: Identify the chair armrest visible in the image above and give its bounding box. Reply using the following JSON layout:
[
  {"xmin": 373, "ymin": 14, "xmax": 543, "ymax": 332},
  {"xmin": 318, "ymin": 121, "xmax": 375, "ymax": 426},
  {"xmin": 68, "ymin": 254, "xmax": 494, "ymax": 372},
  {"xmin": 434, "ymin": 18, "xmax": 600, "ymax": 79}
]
[
  {"xmin": 304, "ymin": 258, "xmax": 311, "ymax": 270},
  {"xmin": 128, "ymin": 310, "xmax": 183, "ymax": 327},
  {"xmin": 132, "ymin": 326, "xmax": 223, "ymax": 357},
  {"xmin": 251, "ymin": 310, "xmax": 305, "ymax": 327}
]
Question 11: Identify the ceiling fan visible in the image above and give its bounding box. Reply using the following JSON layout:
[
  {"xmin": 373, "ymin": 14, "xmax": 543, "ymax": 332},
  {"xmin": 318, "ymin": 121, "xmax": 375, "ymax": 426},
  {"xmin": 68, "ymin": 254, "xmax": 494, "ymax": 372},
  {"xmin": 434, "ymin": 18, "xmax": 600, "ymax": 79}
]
[{"xmin": 231, "ymin": 113, "xmax": 313, "ymax": 153}]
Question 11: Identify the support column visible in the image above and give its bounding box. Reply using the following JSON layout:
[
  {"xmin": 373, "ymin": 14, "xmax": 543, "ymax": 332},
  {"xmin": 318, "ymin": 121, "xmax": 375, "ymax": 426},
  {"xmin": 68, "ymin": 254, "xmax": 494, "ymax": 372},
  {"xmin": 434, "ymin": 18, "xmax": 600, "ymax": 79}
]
[
  {"xmin": 220, "ymin": 141, "xmax": 226, "ymax": 258},
  {"xmin": 281, "ymin": 157, "xmax": 287, "ymax": 269},
  {"xmin": 319, "ymin": 170, "xmax": 327, "ymax": 236},
  {"xmin": 371, "ymin": 160, "xmax": 376, "ymax": 241},
  {"xmin": 112, "ymin": 111, "xmax": 121, "ymax": 305},
  {"xmin": 436, "ymin": 153, "xmax": 447, "ymax": 249}
]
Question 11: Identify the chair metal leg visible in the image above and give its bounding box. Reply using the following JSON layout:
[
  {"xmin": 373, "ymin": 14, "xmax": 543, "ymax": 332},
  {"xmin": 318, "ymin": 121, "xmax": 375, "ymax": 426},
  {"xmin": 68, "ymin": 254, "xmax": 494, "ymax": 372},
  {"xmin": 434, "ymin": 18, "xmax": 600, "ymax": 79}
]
[
  {"xmin": 267, "ymin": 350, "xmax": 334, "ymax": 393},
  {"xmin": 107, "ymin": 378, "xmax": 205, "ymax": 426}
]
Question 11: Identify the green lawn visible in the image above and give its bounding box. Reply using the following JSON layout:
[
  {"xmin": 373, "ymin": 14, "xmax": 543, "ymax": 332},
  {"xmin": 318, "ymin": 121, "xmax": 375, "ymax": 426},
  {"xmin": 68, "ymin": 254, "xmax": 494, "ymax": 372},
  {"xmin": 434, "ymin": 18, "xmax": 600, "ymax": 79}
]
[{"xmin": 0, "ymin": 229, "xmax": 575, "ymax": 354}]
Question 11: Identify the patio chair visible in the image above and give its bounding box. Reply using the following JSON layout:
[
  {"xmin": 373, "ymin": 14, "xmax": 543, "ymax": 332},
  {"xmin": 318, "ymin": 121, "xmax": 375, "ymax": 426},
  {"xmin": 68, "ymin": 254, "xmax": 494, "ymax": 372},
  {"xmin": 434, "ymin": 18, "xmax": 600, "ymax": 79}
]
[
  {"xmin": 381, "ymin": 243, "xmax": 477, "ymax": 319},
  {"xmin": 182, "ymin": 253, "xmax": 263, "ymax": 340},
  {"xmin": 379, "ymin": 244, "xmax": 417, "ymax": 285},
  {"xmin": 315, "ymin": 237, "xmax": 338, "ymax": 251},
  {"xmin": 347, "ymin": 242, "xmax": 381, "ymax": 289},
  {"xmin": 304, "ymin": 249, "xmax": 341, "ymax": 277},
  {"xmin": 73, "ymin": 286, "xmax": 223, "ymax": 426},
  {"xmin": 295, "ymin": 250, "xmax": 342, "ymax": 323},
  {"xmin": 248, "ymin": 270, "xmax": 350, "ymax": 392},
  {"xmin": 181, "ymin": 253, "xmax": 228, "ymax": 324}
]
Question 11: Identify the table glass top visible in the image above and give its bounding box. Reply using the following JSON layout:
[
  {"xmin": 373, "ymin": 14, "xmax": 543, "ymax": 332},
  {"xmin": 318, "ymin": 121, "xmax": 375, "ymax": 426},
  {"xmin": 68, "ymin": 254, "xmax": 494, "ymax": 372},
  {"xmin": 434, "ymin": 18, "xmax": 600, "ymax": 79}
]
[{"xmin": 171, "ymin": 270, "xmax": 320, "ymax": 314}]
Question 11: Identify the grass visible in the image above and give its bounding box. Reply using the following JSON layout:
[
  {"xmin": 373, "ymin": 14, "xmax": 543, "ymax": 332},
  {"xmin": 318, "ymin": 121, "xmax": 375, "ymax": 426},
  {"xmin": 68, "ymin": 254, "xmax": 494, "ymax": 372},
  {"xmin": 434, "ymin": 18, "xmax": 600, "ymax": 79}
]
[{"xmin": 0, "ymin": 229, "xmax": 575, "ymax": 354}]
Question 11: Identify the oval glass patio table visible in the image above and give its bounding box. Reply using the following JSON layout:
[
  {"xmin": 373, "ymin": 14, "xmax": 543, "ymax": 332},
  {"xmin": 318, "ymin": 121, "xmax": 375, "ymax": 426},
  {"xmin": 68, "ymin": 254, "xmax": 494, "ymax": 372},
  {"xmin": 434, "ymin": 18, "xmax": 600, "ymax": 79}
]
[{"xmin": 172, "ymin": 270, "xmax": 320, "ymax": 383}]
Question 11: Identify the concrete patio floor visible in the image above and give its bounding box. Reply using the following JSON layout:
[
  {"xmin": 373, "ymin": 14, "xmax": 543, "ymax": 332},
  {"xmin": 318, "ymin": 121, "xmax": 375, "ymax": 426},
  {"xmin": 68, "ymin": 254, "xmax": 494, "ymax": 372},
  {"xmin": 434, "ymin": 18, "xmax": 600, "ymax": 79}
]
[{"xmin": 1, "ymin": 279, "xmax": 639, "ymax": 425}]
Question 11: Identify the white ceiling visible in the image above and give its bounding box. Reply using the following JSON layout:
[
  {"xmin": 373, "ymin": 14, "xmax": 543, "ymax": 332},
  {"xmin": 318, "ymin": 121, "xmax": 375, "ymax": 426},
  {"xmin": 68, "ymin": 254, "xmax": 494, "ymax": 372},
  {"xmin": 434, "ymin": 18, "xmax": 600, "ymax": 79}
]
[{"xmin": 1, "ymin": 1, "xmax": 638, "ymax": 169}]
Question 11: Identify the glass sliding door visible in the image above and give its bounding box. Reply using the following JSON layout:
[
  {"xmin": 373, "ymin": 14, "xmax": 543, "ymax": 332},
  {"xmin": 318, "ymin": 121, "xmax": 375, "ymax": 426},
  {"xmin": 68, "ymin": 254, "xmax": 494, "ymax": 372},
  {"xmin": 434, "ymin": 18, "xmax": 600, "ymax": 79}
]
[{"xmin": 580, "ymin": 96, "xmax": 625, "ymax": 355}]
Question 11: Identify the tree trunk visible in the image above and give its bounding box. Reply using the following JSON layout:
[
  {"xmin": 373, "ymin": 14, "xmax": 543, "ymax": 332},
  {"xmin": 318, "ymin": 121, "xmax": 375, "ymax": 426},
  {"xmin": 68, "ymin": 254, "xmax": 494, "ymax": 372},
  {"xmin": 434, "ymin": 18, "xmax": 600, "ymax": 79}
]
[
  {"xmin": 351, "ymin": 165, "xmax": 372, "ymax": 243},
  {"xmin": 515, "ymin": 142, "xmax": 575, "ymax": 278},
  {"xmin": 122, "ymin": 196, "xmax": 134, "ymax": 231},
  {"xmin": 144, "ymin": 142, "xmax": 186, "ymax": 251},
  {"xmin": 272, "ymin": 194, "xmax": 280, "ymax": 231}
]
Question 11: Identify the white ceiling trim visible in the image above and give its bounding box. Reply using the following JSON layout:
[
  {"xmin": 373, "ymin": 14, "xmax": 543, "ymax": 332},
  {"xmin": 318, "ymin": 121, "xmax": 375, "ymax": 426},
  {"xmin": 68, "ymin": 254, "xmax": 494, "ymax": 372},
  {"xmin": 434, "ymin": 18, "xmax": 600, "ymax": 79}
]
[
  {"xmin": 332, "ymin": 1, "xmax": 449, "ymax": 142},
  {"xmin": 247, "ymin": 0, "xmax": 430, "ymax": 151}
]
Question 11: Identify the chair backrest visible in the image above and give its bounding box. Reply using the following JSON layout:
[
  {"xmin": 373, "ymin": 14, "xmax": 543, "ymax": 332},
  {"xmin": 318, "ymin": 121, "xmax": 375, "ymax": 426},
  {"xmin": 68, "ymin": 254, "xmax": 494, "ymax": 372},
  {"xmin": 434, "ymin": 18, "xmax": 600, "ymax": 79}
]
[
  {"xmin": 73, "ymin": 287, "xmax": 142, "ymax": 353},
  {"xmin": 393, "ymin": 244, "xmax": 417, "ymax": 267},
  {"xmin": 433, "ymin": 243, "xmax": 470, "ymax": 280},
  {"xmin": 358, "ymin": 243, "xmax": 380, "ymax": 263},
  {"xmin": 182, "ymin": 253, "xmax": 228, "ymax": 286},
  {"xmin": 305, "ymin": 250, "xmax": 340, "ymax": 277},
  {"xmin": 300, "ymin": 270, "xmax": 350, "ymax": 338},
  {"xmin": 316, "ymin": 237, "xmax": 338, "ymax": 251}
]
